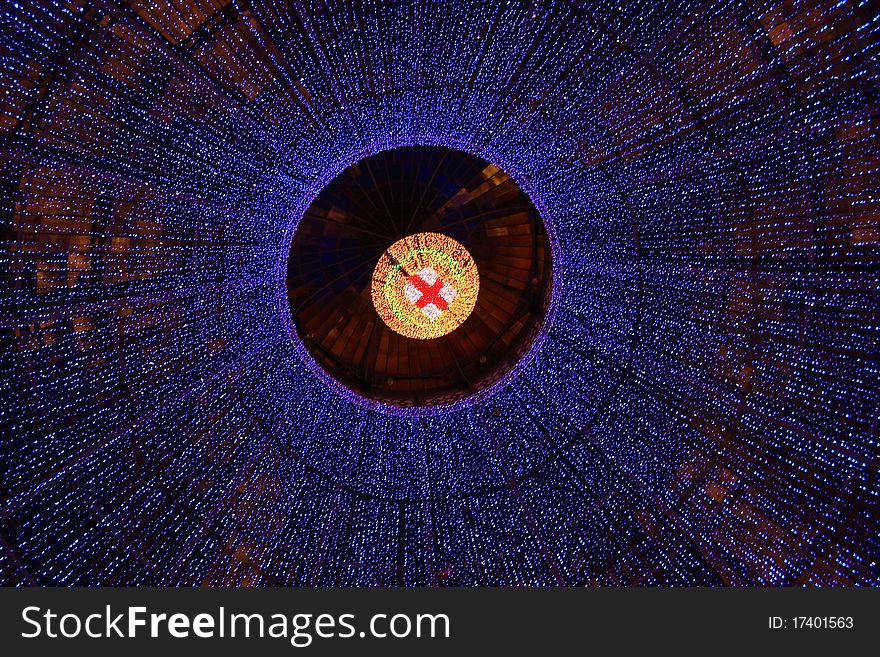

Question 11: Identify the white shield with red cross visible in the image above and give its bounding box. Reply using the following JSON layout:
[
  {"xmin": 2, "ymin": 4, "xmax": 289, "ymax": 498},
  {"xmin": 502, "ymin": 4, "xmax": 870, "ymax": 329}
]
[
  {"xmin": 371, "ymin": 232, "xmax": 479, "ymax": 340},
  {"xmin": 403, "ymin": 267, "xmax": 458, "ymax": 320}
]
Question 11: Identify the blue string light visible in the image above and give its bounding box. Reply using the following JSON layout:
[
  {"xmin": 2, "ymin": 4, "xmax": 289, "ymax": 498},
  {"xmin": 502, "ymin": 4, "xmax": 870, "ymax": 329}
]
[{"xmin": 0, "ymin": 0, "xmax": 878, "ymax": 586}]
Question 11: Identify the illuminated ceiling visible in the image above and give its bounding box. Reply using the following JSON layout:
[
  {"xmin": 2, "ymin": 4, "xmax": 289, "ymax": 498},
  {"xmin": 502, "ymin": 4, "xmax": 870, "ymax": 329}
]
[
  {"xmin": 286, "ymin": 146, "xmax": 551, "ymax": 411},
  {"xmin": 0, "ymin": 0, "xmax": 878, "ymax": 586}
]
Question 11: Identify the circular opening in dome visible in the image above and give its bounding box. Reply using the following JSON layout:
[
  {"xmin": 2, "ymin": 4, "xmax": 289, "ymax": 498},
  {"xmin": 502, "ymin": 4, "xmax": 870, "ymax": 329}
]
[{"xmin": 285, "ymin": 145, "xmax": 554, "ymax": 411}]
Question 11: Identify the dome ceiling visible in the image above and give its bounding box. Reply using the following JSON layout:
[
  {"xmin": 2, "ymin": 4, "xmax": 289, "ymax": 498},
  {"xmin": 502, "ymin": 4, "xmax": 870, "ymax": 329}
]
[
  {"xmin": 286, "ymin": 146, "xmax": 552, "ymax": 410},
  {"xmin": 0, "ymin": 0, "xmax": 878, "ymax": 586}
]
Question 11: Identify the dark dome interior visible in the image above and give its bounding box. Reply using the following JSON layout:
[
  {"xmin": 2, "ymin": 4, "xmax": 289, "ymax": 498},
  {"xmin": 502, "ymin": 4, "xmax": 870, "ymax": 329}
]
[
  {"xmin": 0, "ymin": 0, "xmax": 878, "ymax": 586},
  {"xmin": 286, "ymin": 146, "xmax": 552, "ymax": 409}
]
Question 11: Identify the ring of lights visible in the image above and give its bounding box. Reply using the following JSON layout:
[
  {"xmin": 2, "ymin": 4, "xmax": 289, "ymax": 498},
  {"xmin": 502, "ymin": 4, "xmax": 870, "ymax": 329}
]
[
  {"xmin": 372, "ymin": 232, "xmax": 480, "ymax": 340},
  {"xmin": 280, "ymin": 141, "xmax": 560, "ymax": 415},
  {"xmin": 5, "ymin": 0, "xmax": 879, "ymax": 587}
]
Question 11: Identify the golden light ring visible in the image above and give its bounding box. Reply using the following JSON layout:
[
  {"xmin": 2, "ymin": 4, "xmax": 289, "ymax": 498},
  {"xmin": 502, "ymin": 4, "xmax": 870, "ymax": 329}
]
[{"xmin": 371, "ymin": 232, "xmax": 479, "ymax": 340}]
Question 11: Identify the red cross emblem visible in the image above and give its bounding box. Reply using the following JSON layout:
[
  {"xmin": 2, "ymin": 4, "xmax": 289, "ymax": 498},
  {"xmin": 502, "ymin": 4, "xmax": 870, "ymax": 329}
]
[{"xmin": 404, "ymin": 267, "xmax": 457, "ymax": 320}]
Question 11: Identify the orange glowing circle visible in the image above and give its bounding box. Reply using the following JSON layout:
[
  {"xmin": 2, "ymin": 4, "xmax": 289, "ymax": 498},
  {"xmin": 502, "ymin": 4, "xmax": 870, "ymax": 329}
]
[{"xmin": 371, "ymin": 232, "xmax": 479, "ymax": 340}]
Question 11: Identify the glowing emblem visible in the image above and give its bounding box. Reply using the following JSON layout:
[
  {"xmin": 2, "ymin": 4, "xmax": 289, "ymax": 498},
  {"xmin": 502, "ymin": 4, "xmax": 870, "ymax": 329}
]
[{"xmin": 371, "ymin": 232, "xmax": 479, "ymax": 339}]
